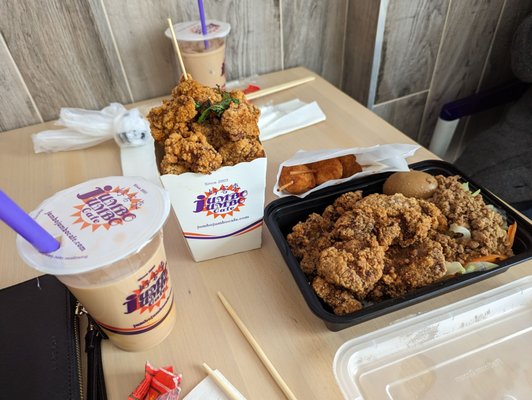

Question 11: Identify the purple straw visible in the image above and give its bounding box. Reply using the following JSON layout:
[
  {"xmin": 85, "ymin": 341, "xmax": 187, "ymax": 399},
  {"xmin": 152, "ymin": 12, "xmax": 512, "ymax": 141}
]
[
  {"xmin": 197, "ymin": 0, "xmax": 209, "ymax": 49},
  {"xmin": 0, "ymin": 190, "xmax": 60, "ymax": 253}
]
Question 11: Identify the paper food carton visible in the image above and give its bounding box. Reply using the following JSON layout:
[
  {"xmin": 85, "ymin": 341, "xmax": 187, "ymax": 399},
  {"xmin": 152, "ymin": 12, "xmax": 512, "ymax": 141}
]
[{"xmin": 160, "ymin": 157, "xmax": 267, "ymax": 261}]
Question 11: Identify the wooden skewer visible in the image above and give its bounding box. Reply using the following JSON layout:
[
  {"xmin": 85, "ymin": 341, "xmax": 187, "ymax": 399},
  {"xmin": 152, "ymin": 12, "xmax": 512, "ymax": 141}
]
[
  {"xmin": 217, "ymin": 292, "xmax": 298, "ymax": 400},
  {"xmin": 246, "ymin": 76, "xmax": 315, "ymax": 100},
  {"xmin": 167, "ymin": 18, "xmax": 188, "ymax": 80},
  {"xmin": 202, "ymin": 363, "xmax": 244, "ymax": 400},
  {"xmin": 289, "ymin": 169, "xmax": 316, "ymax": 176},
  {"xmin": 277, "ymin": 181, "xmax": 294, "ymax": 192}
]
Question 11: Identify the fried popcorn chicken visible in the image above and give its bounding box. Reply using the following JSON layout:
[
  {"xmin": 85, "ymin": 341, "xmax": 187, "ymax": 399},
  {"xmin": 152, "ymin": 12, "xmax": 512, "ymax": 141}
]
[
  {"xmin": 162, "ymin": 132, "xmax": 222, "ymax": 174},
  {"xmin": 171, "ymin": 74, "xmax": 222, "ymax": 104},
  {"xmin": 221, "ymin": 101, "xmax": 260, "ymax": 141},
  {"xmin": 312, "ymin": 276, "xmax": 363, "ymax": 315},
  {"xmin": 147, "ymin": 96, "xmax": 197, "ymax": 144},
  {"xmin": 147, "ymin": 77, "xmax": 265, "ymax": 175},
  {"xmin": 218, "ymin": 138, "xmax": 265, "ymax": 166}
]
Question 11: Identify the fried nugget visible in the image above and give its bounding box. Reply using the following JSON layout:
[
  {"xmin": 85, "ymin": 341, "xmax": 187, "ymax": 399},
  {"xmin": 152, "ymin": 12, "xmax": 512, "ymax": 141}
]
[
  {"xmin": 278, "ymin": 165, "xmax": 316, "ymax": 194},
  {"xmin": 163, "ymin": 132, "xmax": 222, "ymax": 174},
  {"xmin": 171, "ymin": 74, "xmax": 222, "ymax": 104},
  {"xmin": 147, "ymin": 96, "xmax": 198, "ymax": 143},
  {"xmin": 309, "ymin": 158, "xmax": 343, "ymax": 185},
  {"xmin": 221, "ymin": 101, "xmax": 261, "ymax": 141},
  {"xmin": 337, "ymin": 155, "xmax": 362, "ymax": 178},
  {"xmin": 312, "ymin": 276, "xmax": 363, "ymax": 315},
  {"xmin": 218, "ymin": 138, "xmax": 265, "ymax": 166}
]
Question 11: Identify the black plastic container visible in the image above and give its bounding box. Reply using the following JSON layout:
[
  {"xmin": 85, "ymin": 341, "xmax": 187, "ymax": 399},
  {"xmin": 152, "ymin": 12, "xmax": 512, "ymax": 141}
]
[{"xmin": 264, "ymin": 160, "xmax": 532, "ymax": 331}]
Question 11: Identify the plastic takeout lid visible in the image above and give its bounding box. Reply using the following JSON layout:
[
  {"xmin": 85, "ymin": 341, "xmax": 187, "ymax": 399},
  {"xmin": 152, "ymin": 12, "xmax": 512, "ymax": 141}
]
[
  {"xmin": 16, "ymin": 176, "xmax": 170, "ymax": 275},
  {"xmin": 164, "ymin": 20, "xmax": 231, "ymax": 41},
  {"xmin": 333, "ymin": 276, "xmax": 532, "ymax": 399}
]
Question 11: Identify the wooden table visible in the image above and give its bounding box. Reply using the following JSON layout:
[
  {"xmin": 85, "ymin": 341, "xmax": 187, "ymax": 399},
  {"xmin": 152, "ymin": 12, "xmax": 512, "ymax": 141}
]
[{"xmin": 1, "ymin": 67, "xmax": 530, "ymax": 399}]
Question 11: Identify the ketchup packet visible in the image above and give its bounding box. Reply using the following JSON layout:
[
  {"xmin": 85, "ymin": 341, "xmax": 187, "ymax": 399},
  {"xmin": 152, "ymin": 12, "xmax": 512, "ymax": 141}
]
[{"xmin": 129, "ymin": 362, "xmax": 182, "ymax": 400}]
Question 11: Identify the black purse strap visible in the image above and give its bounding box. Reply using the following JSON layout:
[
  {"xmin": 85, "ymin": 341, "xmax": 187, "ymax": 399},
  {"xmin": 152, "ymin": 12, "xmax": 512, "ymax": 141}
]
[{"xmin": 85, "ymin": 317, "xmax": 108, "ymax": 400}]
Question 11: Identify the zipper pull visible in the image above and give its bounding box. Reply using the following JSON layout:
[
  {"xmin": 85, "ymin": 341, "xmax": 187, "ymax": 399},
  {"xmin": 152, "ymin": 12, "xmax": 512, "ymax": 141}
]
[{"xmin": 75, "ymin": 301, "xmax": 88, "ymax": 317}]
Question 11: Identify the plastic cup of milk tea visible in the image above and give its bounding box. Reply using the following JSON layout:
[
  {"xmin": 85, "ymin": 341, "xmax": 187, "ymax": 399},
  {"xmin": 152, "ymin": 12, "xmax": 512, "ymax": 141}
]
[
  {"xmin": 165, "ymin": 20, "xmax": 231, "ymax": 87},
  {"xmin": 16, "ymin": 176, "xmax": 175, "ymax": 352}
]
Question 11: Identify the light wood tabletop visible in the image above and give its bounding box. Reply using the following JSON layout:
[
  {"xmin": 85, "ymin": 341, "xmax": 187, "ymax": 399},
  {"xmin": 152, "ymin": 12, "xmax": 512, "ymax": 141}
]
[{"xmin": 1, "ymin": 67, "xmax": 530, "ymax": 399}]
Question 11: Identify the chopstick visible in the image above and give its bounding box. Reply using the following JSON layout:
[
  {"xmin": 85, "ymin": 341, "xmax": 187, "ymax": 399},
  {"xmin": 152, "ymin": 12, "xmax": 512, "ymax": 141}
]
[
  {"xmin": 167, "ymin": 18, "xmax": 188, "ymax": 80},
  {"xmin": 202, "ymin": 362, "xmax": 244, "ymax": 400},
  {"xmin": 217, "ymin": 292, "xmax": 298, "ymax": 400},
  {"xmin": 246, "ymin": 76, "xmax": 315, "ymax": 100}
]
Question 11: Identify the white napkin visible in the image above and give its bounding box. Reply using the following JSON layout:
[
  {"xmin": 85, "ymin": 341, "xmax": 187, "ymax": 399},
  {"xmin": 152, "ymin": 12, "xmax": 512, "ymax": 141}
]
[
  {"xmin": 182, "ymin": 371, "xmax": 247, "ymax": 400},
  {"xmin": 258, "ymin": 99, "xmax": 326, "ymax": 141}
]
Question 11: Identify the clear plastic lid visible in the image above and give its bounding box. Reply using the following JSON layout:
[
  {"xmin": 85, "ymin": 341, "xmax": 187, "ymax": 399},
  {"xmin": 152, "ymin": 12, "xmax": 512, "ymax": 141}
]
[
  {"xmin": 16, "ymin": 176, "xmax": 170, "ymax": 275},
  {"xmin": 334, "ymin": 276, "xmax": 532, "ymax": 399},
  {"xmin": 164, "ymin": 20, "xmax": 231, "ymax": 41}
]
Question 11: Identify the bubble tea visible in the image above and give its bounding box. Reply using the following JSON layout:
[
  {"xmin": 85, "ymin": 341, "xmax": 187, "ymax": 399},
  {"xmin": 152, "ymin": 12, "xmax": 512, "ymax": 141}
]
[
  {"xmin": 16, "ymin": 177, "xmax": 175, "ymax": 352},
  {"xmin": 166, "ymin": 20, "xmax": 231, "ymax": 87}
]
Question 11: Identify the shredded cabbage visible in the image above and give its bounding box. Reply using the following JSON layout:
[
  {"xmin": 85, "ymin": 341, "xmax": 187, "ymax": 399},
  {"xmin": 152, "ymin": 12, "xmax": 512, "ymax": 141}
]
[
  {"xmin": 449, "ymin": 223, "xmax": 471, "ymax": 240},
  {"xmin": 445, "ymin": 261, "xmax": 465, "ymax": 276},
  {"xmin": 464, "ymin": 262, "xmax": 498, "ymax": 273}
]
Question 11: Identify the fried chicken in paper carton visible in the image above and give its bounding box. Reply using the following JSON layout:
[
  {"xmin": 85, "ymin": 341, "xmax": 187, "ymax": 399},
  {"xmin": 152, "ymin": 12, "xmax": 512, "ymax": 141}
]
[
  {"xmin": 146, "ymin": 76, "xmax": 267, "ymax": 262},
  {"xmin": 147, "ymin": 75, "xmax": 265, "ymax": 175}
]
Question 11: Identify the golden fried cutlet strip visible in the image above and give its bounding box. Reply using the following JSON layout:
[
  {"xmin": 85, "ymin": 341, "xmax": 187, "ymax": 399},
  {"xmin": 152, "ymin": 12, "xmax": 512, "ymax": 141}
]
[
  {"xmin": 369, "ymin": 239, "xmax": 446, "ymax": 300},
  {"xmin": 322, "ymin": 191, "xmax": 363, "ymax": 221},
  {"xmin": 317, "ymin": 237, "xmax": 386, "ymax": 299},
  {"xmin": 287, "ymin": 213, "xmax": 333, "ymax": 275},
  {"xmin": 312, "ymin": 276, "xmax": 363, "ymax": 315}
]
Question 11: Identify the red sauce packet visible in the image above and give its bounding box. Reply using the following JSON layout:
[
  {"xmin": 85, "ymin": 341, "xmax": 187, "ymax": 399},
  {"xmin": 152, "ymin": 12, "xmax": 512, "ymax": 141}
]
[{"xmin": 129, "ymin": 362, "xmax": 182, "ymax": 400}]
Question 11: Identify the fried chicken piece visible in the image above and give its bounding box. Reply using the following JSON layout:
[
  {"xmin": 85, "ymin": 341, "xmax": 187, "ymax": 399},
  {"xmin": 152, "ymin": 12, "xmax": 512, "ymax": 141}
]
[
  {"xmin": 312, "ymin": 276, "xmax": 363, "ymax": 315},
  {"xmin": 287, "ymin": 213, "xmax": 333, "ymax": 275},
  {"xmin": 309, "ymin": 158, "xmax": 343, "ymax": 185},
  {"xmin": 221, "ymin": 101, "xmax": 260, "ymax": 141},
  {"xmin": 218, "ymin": 138, "xmax": 265, "ymax": 166},
  {"xmin": 369, "ymin": 239, "xmax": 446, "ymax": 300},
  {"xmin": 189, "ymin": 121, "xmax": 226, "ymax": 150},
  {"xmin": 428, "ymin": 175, "xmax": 513, "ymax": 262},
  {"xmin": 354, "ymin": 194, "xmax": 446, "ymax": 247},
  {"xmin": 317, "ymin": 236, "xmax": 386, "ymax": 298},
  {"xmin": 147, "ymin": 96, "xmax": 198, "ymax": 143},
  {"xmin": 322, "ymin": 191, "xmax": 364, "ymax": 221},
  {"xmin": 171, "ymin": 75, "xmax": 222, "ymax": 104},
  {"xmin": 163, "ymin": 132, "xmax": 222, "ymax": 174},
  {"xmin": 337, "ymin": 155, "xmax": 362, "ymax": 178},
  {"xmin": 278, "ymin": 164, "xmax": 316, "ymax": 194}
]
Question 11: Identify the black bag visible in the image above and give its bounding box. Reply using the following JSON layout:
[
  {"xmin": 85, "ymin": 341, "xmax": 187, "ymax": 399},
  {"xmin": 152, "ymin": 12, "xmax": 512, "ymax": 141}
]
[{"xmin": 0, "ymin": 275, "xmax": 107, "ymax": 400}]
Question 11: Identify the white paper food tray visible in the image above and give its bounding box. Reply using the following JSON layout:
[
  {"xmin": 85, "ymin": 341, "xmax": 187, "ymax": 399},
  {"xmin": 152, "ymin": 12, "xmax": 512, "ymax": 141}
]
[
  {"xmin": 160, "ymin": 157, "xmax": 267, "ymax": 261},
  {"xmin": 333, "ymin": 276, "xmax": 532, "ymax": 399}
]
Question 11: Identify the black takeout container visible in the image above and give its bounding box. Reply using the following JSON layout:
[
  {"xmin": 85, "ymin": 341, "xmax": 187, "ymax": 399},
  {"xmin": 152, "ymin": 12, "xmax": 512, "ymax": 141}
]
[{"xmin": 264, "ymin": 160, "xmax": 532, "ymax": 331}]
